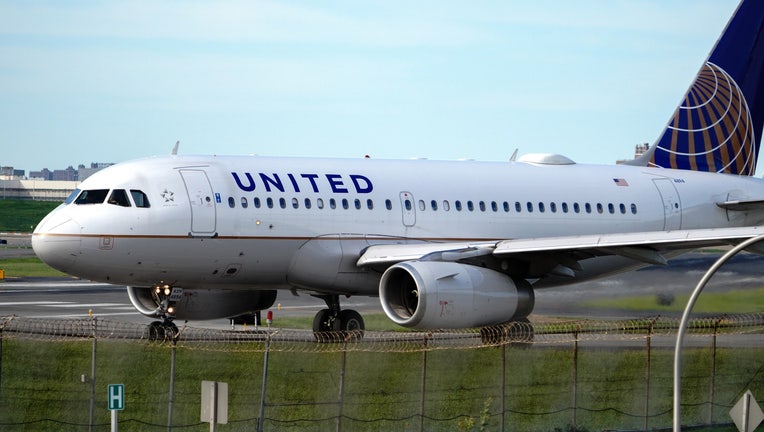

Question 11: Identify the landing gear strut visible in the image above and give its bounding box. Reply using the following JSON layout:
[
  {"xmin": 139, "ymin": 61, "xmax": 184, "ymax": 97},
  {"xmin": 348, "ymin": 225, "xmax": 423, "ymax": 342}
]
[
  {"xmin": 146, "ymin": 283, "xmax": 180, "ymax": 342},
  {"xmin": 312, "ymin": 294, "xmax": 365, "ymax": 341}
]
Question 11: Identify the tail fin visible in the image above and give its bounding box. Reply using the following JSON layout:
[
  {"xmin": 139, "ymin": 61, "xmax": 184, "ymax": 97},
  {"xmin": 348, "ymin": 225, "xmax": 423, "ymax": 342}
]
[{"xmin": 646, "ymin": 0, "xmax": 764, "ymax": 175}]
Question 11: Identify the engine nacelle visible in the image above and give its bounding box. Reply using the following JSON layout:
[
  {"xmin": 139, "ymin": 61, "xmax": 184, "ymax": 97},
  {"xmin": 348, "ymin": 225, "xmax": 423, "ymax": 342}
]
[
  {"xmin": 379, "ymin": 261, "xmax": 534, "ymax": 329},
  {"xmin": 127, "ymin": 286, "xmax": 277, "ymax": 320}
]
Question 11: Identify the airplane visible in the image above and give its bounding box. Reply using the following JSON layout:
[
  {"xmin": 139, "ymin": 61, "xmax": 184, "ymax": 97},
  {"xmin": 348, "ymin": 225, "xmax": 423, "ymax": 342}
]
[{"xmin": 32, "ymin": 0, "xmax": 764, "ymax": 341}]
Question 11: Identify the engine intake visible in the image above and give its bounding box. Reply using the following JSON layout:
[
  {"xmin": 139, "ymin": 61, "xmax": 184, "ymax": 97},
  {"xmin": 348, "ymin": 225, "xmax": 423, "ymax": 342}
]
[
  {"xmin": 379, "ymin": 261, "xmax": 534, "ymax": 329},
  {"xmin": 127, "ymin": 286, "xmax": 277, "ymax": 320}
]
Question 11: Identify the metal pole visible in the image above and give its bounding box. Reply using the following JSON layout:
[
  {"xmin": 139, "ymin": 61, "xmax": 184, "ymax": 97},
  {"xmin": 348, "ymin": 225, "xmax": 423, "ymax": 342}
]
[
  {"xmin": 673, "ymin": 234, "xmax": 764, "ymax": 431},
  {"xmin": 419, "ymin": 333, "xmax": 429, "ymax": 432},
  {"xmin": 645, "ymin": 319, "xmax": 655, "ymax": 431},
  {"xmin": 90, "ymin": 317, "xmax": 97, "ymax": 432},
  {"xmin": 572, "ymin": 329, "xmax": 578, "ymax": 428},
  {"xmin": 167, "ymin": 339, "xmax": 177, "ymax": 432},
  {"xmin": 337, "ymin": 343, "xmax": 347, "ymax": 432},
  {"xmin": 501, "ymin": 344, "xmax": 506, "ymax": 432},
  {"xmin": 257, "ymin": 333, "xmax": 271, "ymax": 432}
]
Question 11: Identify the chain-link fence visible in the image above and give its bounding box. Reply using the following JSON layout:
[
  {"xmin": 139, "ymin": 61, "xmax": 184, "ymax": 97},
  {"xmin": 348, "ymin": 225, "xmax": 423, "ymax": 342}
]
[{"xmin": 1, "ymin": 314, "xmax": 763, "ymax": 431}]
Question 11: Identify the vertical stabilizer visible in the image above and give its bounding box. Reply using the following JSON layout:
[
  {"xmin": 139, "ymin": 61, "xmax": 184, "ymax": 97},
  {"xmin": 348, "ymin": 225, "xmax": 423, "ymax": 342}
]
[{"xmin": 648, "ymin": 0, "xmax": 764, "ymax": 175}]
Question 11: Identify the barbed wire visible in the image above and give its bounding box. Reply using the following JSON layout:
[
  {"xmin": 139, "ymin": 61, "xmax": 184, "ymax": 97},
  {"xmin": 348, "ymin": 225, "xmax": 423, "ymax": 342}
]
[{"xmin": 1, "ymin": 313, "xmax": 762, "ymax": 352}]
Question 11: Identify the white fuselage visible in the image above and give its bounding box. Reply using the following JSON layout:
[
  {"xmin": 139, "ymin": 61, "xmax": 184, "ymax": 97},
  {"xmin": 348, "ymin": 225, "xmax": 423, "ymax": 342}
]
[{"xmin": 32, "ymin": 154, "xmax": 764, "ymax": 296}]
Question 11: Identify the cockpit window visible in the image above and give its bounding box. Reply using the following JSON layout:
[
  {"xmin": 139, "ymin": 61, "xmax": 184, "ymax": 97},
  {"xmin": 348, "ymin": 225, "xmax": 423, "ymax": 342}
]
[
  {"xmin": 64, "ymin": 188, "xmax": 81, "ymax": 205},
  {"xmin": 130, "ymin": 190, "xmax": 150, "ymax": 208},
  {"xmin": 74, "ymin": 189, "xmax": 109, "ymax": 205},
  {"xmin": 107, "ymin": 189, "xmax": 131, "ymax": 207}
]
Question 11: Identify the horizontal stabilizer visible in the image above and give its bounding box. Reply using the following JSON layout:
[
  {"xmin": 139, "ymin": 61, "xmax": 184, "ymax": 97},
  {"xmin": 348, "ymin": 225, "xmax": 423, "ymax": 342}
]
[{"xmin": 716, "ymin": 200, "xmax": 764, "ymax": 211}]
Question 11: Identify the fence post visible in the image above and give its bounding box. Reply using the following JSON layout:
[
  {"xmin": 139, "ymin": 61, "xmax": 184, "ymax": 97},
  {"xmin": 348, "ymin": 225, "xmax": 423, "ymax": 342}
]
[
  {"xmin": 337, "ymin": 341, "xmax": 347, "ymax": 432},
  {"xmin": 645, "ymin": 318, "xmax": 656, "ymax": 431},
  {"xmin": 708, "ymin": 316, "xmax": 723, "ymax": 426},
  {"xmin": 500, "ymin": 343, "xmax": 506, "ymax": 432},
  {"xmin": 419, "ymin": 333, "xmax": 430, "ymax": 432},
  {"xmin": 167, "ymin": 337, "xmax": 177, "ymax": 432},
  {"xmin": 89, "ymin": 317, "xmax": 97, "ymax": 432},
  {"xmin": 257, "ymin": 331, "xmax": 271, "ymax": 432},
  {"xmin": 572, "ymin": 327, "xmax": 579, "ymax": 428}
]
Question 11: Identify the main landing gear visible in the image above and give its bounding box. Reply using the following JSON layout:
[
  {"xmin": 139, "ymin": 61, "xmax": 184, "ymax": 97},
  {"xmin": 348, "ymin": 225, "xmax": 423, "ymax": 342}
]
[
  {"xmin": 147, "ymin": 283, "xmax": 179, "ymax": 342},
  {"xmin": 312, "ymin": 294, "xmax": 365, "ymax": 341}
]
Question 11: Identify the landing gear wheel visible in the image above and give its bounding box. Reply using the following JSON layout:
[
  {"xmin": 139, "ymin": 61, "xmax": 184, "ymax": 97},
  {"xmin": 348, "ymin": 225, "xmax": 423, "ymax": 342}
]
[
  {"xmin": 312, "ymin": 307, "xmax": 366, "ymax": 342},
  {"xmin": 147, "ymin": 320, "xmax": 179, "ymax": 342},
  {"xmin": 148, "ymin": 321, "xmax": 165, "ymax": 342},
  {"xmin": 339, "ymin": 309, "xmax": 365, "ymax": 341}
]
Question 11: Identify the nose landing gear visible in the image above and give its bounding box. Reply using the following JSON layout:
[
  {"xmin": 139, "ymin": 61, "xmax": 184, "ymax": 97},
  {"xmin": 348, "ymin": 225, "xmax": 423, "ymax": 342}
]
[{"xmin": 146, "ymin": 283, "xmax": 181, "ymax": 342}]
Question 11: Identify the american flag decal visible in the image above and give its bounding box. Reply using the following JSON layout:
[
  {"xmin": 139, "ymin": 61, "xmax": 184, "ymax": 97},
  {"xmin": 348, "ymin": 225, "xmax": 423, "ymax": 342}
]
[{"xmin": 613, "ymin": 178, "xmax": 629, "ymax": 186}]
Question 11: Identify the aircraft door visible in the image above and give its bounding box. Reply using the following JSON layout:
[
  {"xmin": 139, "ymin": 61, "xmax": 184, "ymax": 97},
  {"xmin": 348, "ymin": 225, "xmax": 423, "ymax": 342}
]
[
  {"xmin": 652, "ymin": 178, "xmax": 681, "ymax": 230},
  {"xmin": 180, "ymin": 169, "xmax": 217, "ymax": 235},
  {"xmin": 399, "ymin": 191, "xmax": 416, "ymax": 227}
]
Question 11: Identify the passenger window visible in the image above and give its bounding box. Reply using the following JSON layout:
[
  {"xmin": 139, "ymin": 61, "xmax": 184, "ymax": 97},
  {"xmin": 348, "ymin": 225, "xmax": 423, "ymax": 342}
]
[
  {"xmin": 266, "ymin": 197, "xmax": 274, "ymax": 208},
  {"xmin": 491, "ymin": 201, "xmax": 497, "ymax": 212},
  {"xmin": 418, "ymin": 200, "xmax": 425, "ymax": 211},
  {"xmin": 385, "ymin": 199, "xmax": 392, "ymax": 210},
  {"xmin": 608, "ymin": 203, "xmax": 615, "ymax": 214},
  {"xmin": 241, "ymin": 197, "xmax": 248, "ymax": 208},
  {"xmin": 330, "ymin": 198, "xmax": 337, "ymax": 209},
  {"xmin": 631, "ymin": 203, "xmax": 638, "ymax": 214},
  {"xmin": 107, "ymin": 189, "xmax": 131, "ymax": 207},
  {"xmin": 478, "ymin": 201, "xmax": 486, "ymax": 212},
  {"xmin": 431, "ymin": 200, "xmax": 438, "ymax": 211},
  {"xmin": 367, "ymin": 199, "xmax": 374, "ymax": 210},
  {"xmin": 619, "ymin": 203, "xmax": 626, "ymax": 214},
  {"xmin": 574, "ymin": 203, "xmax": 580, "ymax": 213},
  {"xmin": 342, "ymin": 199, "xmax": 349, "ymax": 210},
  {"xmin": 526, "ymin": 202, "xmax": 533, "ymax": 213},
  {"xmin": 550, "ymin": 202, "xmax": 557, "ymax": 213},
  {"xmin": 354, "ymin": 199, "xmax": 361, "ymax": 210},
  {"xmin": 279, "ymin": 198, "xmax": 286, "ymax": 209},
  {"xmin": 292, "ymin": 197, "xmax": 299, "ymax": 209},
  {"xmin": 515, "ymin": 202, "xmax": 521, "ymax": 212},
  {"xmin": 443, "ymin": 200, "xmax": 450, "ymax": 211},
  {"xmin": 75, "ymin": 189, "xmax": 109, "ymax": 205},
  {"xmin": 562, "ymin": 202, "xmax": 569, "ymax": 213},
  {"xmin": 317, "ymin": 198, "xmax": 324, "ymax": 209},
  {"xmin": 596, "ymin": 203, "xmax": 603, "ymax": 214},
  {"xmin": 585, "ymin": 203, "xmax": 592, "ymax": 213},
  {"xmin": 130, "ymin": 190, "xmax": 150, "ymax": 208},
  {"xmin": 467, "ymin": 201, "xmax": 475, "ymax": 212},
  {"xmin": 538, "ymin": 202, "xmax": 545, "ymax": 213},
  {"xmin": 503, "ymin": 201, "xmax": 509, "ymax": 212},
  {"xmin": 455, "ymin": 200, "xmax": 462, "ymax": 211},
  {"xmin": 254, "ymin": 197, "xmax": 261, "ymax": 208},
  {"xmin": 228, "ymin": 197, "xmax": 235, "ymax": 208},
  {"xmin": 305, "ymin": 198, "xmax": 312, "ymax": 209}
]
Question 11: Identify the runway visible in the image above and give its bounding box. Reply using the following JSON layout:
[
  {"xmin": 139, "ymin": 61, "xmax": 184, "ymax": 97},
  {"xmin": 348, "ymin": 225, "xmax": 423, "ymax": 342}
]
[{"xmin": 2, "ymin": 244, "xmax": 764, "ymax": 329}]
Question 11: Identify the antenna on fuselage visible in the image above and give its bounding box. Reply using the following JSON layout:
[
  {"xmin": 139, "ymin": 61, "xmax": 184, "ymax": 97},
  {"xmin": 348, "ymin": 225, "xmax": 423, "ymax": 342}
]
[
  {"xmin": 510, "ymin": 148, "xmax": 519, "ymax": 162},
  {"xmin": 171, "ymin": 141, "xmax": 179, "ymax": 155}
]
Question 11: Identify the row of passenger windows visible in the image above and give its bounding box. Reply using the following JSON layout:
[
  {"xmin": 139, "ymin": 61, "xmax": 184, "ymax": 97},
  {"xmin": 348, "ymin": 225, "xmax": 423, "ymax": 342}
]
[{"xmin": 227, "ymin": 196, "xmax": 639, "ymax": 215}]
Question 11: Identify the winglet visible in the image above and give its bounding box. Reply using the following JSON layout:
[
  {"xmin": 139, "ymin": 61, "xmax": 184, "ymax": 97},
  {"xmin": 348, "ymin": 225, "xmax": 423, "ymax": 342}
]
[{"xmin": 171, "ymin": 141, "xmax": 179, "ymax": 155}]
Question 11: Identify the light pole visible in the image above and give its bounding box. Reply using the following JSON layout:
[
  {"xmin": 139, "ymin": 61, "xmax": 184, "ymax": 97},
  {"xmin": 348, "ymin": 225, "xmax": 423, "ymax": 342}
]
[{"xmin": 673, "ymin": 234, "xmax": 764, "ymax": 431}]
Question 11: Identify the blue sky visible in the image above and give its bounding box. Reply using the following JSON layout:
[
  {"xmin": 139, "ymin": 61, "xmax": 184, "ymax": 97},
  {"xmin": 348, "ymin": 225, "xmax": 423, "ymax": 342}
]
[{"xmin": 0, "ymin": 0, "xmax": 741, "ymax": 172}]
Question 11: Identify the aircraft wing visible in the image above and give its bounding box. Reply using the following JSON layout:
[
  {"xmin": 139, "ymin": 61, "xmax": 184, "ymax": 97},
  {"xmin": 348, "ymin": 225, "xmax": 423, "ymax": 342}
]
[{"xmin": 357, "ymin": 226, "xmax": 764, "ymax": 268}]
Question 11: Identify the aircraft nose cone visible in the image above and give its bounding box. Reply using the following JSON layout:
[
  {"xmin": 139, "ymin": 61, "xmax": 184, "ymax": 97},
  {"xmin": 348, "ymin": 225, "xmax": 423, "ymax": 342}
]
[{"xmin": 32, "ymin": 213, "xmax": 82, "ymax": 273}]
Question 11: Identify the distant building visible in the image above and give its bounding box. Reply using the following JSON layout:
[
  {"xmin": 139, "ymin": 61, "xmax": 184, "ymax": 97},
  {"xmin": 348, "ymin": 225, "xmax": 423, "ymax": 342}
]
[
  {"xmin": 0, "ymin": 166, "xmax": 24, "ymax": 180},
  {"xmin": 78, "ymin": 162, "xmax": 114, "ymax": 181},
  {"xmin": 634, "ymin": 143, "xmax": 649, "ymax": 158}
]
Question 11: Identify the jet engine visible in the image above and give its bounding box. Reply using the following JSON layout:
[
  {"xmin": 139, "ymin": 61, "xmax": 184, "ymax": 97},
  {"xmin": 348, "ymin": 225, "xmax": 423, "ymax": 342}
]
[
  {"xmin": 379, "ymin": 261, "xmax": 534, "ymax": 329},
  {"xmin": 126, "ymin": 286, "xmax": 277, "ymax": 320}
]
